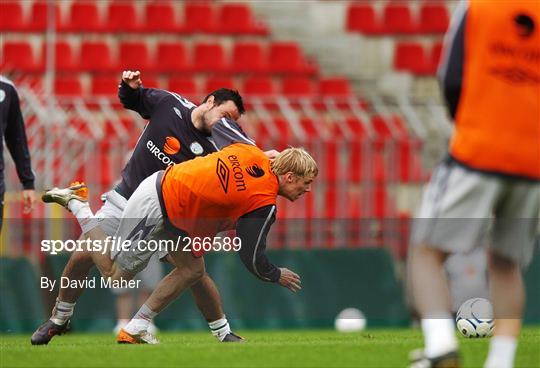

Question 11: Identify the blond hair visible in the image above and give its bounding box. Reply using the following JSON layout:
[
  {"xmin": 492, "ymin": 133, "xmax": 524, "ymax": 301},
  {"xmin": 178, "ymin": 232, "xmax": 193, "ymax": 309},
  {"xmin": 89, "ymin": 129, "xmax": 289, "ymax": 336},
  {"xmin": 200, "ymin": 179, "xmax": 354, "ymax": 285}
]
[{"xmin": 271, "ymin": 147, "xmax": 318, "ymax": 178}]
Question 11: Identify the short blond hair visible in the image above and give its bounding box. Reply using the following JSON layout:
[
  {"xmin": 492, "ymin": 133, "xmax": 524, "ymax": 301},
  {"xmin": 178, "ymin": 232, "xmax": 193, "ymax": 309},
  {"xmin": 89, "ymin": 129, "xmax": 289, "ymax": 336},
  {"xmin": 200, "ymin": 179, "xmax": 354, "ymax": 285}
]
[{"xmin": 271, "ymin": 147, "xmax": 318, "ymax": 178}]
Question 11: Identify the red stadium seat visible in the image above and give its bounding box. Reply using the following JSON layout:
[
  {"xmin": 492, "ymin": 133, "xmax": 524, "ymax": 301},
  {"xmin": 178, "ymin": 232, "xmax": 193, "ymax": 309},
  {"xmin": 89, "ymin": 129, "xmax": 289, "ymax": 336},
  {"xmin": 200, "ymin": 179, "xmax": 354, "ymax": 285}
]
[
  {"xmin": 372, "ymin": 150, "xmax": 387, "ymax": 184},
  {"xmin": 344, "ymin": 117, "xmax": 368, "ymax": 138},
  {"xmin": 396, "ymin": 213, "xmax": 412, "ymax": 258},
  {"xmin": 281, "ymin": 77, "xmax": 316, "ymax": 97},
  {"xmin": 0, "ymin": 2, "xmax": 25, "ymax": 31},
  {"xmin": 155, "ymin": 42, "xmax": 191, "ymax": 72},
  {"xmin": 68, "ymin": 117, "xmax": 94, "ymax": 140},
  {"xmin": 394, "ymin": 42, "xmax": 429, "ymax": 74},
  {"xmin": 371, "ymin": 185, "xmax": 391, "ymax": 218},
  {"xmin": 389, "ymin": 114, "xmax": 409, "ymax": 137},
  {"xmin": 349, "ymin": 141, "xmax": 386, "ymax": 183},
  {"xmin": 252, "ymin": 119, "xmax": 274, "ymax": 142},
  {"xmin": 231, "ymin": 42, "xmax": 267, "ymax": 73},
  {"xmin": 324, "ymin": 119, "xmax": 344, "ymax": 139},
  {"xmin": 192, "ymin": 42, "xmax": 228, "ymax": 72},
  {"xmin": 99, "ymin": 140, "xmax": 113, "ymax": 188},
  {"xmin": 350, "ymin": 147, "xmax": 386, "ymax": 183},
  {"xmin": 323, "ymin": 188, "xmax": 338, "ymax": 220},
  {"xmin": 242, "ymin": 76, "xmax": 276, "ymax": 110},
  {"xmin": 382, "ymin": 2, "xmax": 417, "ymax": 34},
  {"xmin": 204, "ymin": 76, "xmax": 235, "ymax": 94},
  {"xmin": 321, "ymin": 141, "xmax": 340, "ymax": 181},
  {"xmin": 66, "ymin": 1, "xmax": 103, "ymax": 32},
  {"xmin": 106, "ymin": 1, "xmax": 142, "ymax": 32},
  {"xmin": 54, "ymin": 76, "xmax": 83, "ymax": 96},
  {"xmin": 419, "ymin": 2, "xmax": 450, "ymax": 34},
  {"xmin": 1, "ymin": 41, "xmax": 42, "ymax": 72},
  {"xmin": 268, "ymin": 42, "xmax": 317, "ymax": 75},
  {"xmin": 14, "ymin": 75, "xmax": 43, "ymax": 92},
  {"xmin": 42, "ymin": 41, "xmax": 78, "ymax": 72},
  {"xmin": 183, "ymin": 2, "xmax": 216, "ymax": 33},
  {"xmin": 91, "ymin": 75, "xmax": 120, "ymax": 96},
  {"xmin": 28, "ymin": 1, "xmax": 61, "ymax": 32},
  {"xmin": 318, "ymin": 77, "xmax": 352, "ymax": 96},
  {"xmin": 80, "ymin": 41, "xmax": 116, "ymax": 72},
  {"xmin": 345, "ymin": 188, "xmax": 364, "ymax": 221},
  {"xmin": 272, "ymin": 117, "xmax": 294, "ymax": 143},
  {"xmin": 242, "ymin": 76, "xmax": 275, "ymax": 96},
  {"xmin": 429, "ymin": 41, "xmax": 444, "ymax": 74},
  {"xmin": 217, "ymin": 3, "xmax": 268, "ymax": 35},
  {"xmin": 167, "ymin": 77, "xmax": 198, "ymax": 98},
  {"xmin": 397, "ymin": 138, "xmax": 424, "ymax": 182},
  {"xmin": 371, "ymin": 115, "xmax": 393, "ymax": 139},
  {"xmin": 348, "ymin": 140, "xmax": 364, "ymax": 182},
  {"xmin": 345, "ymin": 3, "xmax": 382, "ymax": 34},
  {"xmin": 140, "ymin": 75, "xmax": 159, "ymax": 89},
  {"xmin": 299, "ymin": 118, "xmax": 320, "ymax": 139},
  {"xmin": 145, "ymin": 1, "xmax": 179, "ymax": 32},
  {"xmin": 118, "ymin": 42, "xmax": 152, "ymax": 72}
]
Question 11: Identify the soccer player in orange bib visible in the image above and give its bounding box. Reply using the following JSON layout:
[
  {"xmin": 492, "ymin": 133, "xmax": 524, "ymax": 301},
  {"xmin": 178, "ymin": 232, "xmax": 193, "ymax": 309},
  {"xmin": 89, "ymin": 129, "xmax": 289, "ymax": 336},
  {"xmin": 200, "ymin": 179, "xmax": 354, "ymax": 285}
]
[
  {"xmin": 41, "ymin": 117, "xmax": 317, "ymax": 344},
  {"xmin": 32, "ymin": 70, "xmax": 250, "ymax": 345},
  {"xmin": 408, "ymin": 1, "xmax": 539, "ymax": 367}
]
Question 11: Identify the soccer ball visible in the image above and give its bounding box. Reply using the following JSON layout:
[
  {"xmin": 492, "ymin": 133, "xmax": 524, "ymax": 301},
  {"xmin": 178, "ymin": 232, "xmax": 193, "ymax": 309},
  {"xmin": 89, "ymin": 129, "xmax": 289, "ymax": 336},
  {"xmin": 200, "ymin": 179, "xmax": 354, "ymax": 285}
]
[
  {"xmin": 456, "ymin": 298, "xmax": 494, "ymax": 338},
  {"xmin": 334, "ymin": 308, "xmax": 366, "ymax": 332}
]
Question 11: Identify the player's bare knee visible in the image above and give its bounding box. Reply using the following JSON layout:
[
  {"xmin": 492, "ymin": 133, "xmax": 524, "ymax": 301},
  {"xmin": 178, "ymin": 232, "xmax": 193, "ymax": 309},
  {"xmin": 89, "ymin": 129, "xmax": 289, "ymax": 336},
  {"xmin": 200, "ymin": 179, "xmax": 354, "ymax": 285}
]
[
  {"xmin": 191, "ymin": 272, "xmax": 210, "ymax": 289},
  {"xmin": 103, "ymin": 265, "xmax": 133, "ymax": 282},
  {"xmin": 182, "ymin": 261, "xmax": 205, "ymax": 285},
  {"xmin": 191, "ymin": 266, "xmax": 205, "ymax": 283}
]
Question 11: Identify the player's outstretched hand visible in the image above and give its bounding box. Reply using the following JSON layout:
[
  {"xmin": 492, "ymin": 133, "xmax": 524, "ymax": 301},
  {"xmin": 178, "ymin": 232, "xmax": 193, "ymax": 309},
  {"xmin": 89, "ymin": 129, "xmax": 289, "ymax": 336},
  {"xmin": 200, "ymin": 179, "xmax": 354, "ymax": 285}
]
[
  {"xmin": 122, "ymin": 70, "xmax": 142, "ymax": 90},
  {"xmin": 278, "ymin": 268, "xmax": 301, "ymax": 292},
  {"xmin": 22, "ymin": 189, "xmax": 36, "ymax": 214}
]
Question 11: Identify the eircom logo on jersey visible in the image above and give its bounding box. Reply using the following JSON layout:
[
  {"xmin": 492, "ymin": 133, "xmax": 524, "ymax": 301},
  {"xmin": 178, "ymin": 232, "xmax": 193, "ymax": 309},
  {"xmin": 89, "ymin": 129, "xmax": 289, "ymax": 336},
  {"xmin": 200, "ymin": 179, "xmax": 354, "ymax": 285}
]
[{"xmin": 147, "ymin": 139, "xmax": 175, "ymax": 167}]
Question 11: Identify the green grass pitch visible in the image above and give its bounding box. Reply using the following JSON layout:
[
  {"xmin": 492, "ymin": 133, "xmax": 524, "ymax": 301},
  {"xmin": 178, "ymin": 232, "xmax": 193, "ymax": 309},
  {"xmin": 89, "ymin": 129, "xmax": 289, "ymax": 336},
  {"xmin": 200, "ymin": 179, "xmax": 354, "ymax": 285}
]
[{"xmin": 1, "ymin": 328, "xmax": 539, "ymax": 367}]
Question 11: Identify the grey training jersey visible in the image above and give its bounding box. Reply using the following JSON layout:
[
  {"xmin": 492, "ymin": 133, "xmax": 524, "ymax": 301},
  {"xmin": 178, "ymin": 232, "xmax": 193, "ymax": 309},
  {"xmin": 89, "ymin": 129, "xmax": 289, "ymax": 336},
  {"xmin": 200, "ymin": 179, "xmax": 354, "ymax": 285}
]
[{"xmin": 116, "ymin": 82, "xmax": 253, "ymax": 199}]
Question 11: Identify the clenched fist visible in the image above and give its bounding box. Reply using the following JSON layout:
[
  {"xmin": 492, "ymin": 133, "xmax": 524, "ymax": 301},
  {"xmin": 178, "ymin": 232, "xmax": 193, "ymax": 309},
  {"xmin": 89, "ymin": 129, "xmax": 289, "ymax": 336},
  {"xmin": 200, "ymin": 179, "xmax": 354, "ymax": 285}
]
[{"xmin": 122, "ymin": 70, "xmax": 142, "ymax": 90}]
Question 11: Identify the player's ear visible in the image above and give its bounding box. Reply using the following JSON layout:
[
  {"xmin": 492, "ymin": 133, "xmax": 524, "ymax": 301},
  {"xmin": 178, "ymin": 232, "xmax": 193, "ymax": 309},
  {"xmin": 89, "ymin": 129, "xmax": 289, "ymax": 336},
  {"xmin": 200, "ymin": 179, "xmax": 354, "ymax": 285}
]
[
  {"xmin": 206, "ymin": 95, "xmax": 215, "ymax": 106},
  {"xmin": 286, "ymin": 172, "xmax": 295, "ymax": 183}
]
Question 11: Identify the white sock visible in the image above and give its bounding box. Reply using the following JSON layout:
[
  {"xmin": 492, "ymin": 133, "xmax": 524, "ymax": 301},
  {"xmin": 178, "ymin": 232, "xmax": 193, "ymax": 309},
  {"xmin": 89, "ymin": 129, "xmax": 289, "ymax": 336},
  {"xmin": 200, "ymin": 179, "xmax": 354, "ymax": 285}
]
[
  {"xmin": 484, "ymin": 336, "xmax": 517, "ymax": 368},
  {"xmin": 68, "ymin": 200, "xmax": 99, "ymax": 234},
  {"xmin": 209, "ymin": 316, "xmax": 231, "ymax": 341},
  {"xmin": 124, "ymin": 304, "xmax": 157, "ymax": 335},
  {"xmin": 51, "ymin": 299, "xmax": 75, "ymax": 325},
  {"xmin": 422, "ymin": 317, "xmax": 458, "ymax": 358},
  {"xmin": 68, "ymin": 198, "xmax": 89, "ymax": 215}
]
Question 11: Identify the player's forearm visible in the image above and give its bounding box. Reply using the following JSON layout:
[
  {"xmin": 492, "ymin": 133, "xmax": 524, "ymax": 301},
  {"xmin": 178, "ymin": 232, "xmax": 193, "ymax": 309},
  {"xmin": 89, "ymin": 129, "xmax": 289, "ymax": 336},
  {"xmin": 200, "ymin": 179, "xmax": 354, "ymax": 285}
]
[
  {"xmin": 5, "ymin": 117, "xmax": 35, "ymax": 189},
  {"xmin": 239, "ymin": 249, "xmax": 281, "ymax": 283},
  {"xmin": 118, "ymin": 81, "xmax": 148, "ymax": 118},
  {"xmin": 236, "ymin": 205, "xmax": 281, "ymax": 283}
]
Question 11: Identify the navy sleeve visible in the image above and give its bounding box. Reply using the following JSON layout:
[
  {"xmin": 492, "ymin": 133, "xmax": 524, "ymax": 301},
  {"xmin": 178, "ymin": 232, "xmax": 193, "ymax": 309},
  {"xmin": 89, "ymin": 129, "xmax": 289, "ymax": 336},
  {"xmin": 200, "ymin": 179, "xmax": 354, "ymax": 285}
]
[
  {"xmin": 438, "ymin": 4, "xmax": 467, "ymax": 119},
  {"xmin": 236, "ymin": 205, "xmax": 281, "ymax": 283},
  {"xmin": 211, "ymin": 117, "xmax": 256, "ymax": 150},
  {"xmin": 118, "ymin": 81, "xmax": 170, "ymax": 120},
  {"xmin": 4, "ymin": 86, "xmax": 34, "ymax": 189}
]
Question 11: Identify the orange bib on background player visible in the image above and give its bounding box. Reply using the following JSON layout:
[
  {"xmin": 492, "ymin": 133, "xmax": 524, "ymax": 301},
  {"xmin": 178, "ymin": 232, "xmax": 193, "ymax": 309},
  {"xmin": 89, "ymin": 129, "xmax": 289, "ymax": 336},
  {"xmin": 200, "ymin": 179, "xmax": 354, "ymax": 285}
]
[
  {"xmin": 160, "ymin": 143, "xmax": 278, "ymax": 240},
  {"xmin": 450, "ymin": 0, "xmax": 540, "ymax": 179}
]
